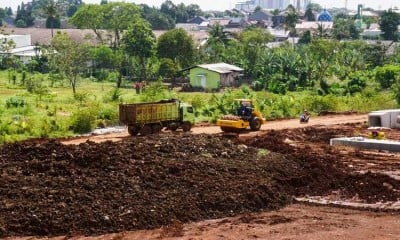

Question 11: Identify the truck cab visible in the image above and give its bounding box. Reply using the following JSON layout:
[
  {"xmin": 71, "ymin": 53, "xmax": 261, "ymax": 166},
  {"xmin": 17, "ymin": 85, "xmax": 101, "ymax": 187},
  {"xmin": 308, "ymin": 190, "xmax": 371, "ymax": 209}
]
[{"xmin": 180, "ymin": 103, "xmax": 195, "ymax": 125}]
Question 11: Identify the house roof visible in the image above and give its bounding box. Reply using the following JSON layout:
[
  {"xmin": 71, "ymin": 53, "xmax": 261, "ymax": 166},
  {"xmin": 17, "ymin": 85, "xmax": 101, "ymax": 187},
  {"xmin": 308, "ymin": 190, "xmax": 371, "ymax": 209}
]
[
  {"xmin": 1, "ymin": 28, "xmax": 210, "ymax": 46},
  {"xmin": 196, "ymin": 63, "xmax": 243, "ymax": 74},
  {"xmin": 295, "ymin": 21, "xmax": 333, "ymax": 30},
  {"xmin": 208, "ymin": 18, "xmax": 231, "ymax": 26}
]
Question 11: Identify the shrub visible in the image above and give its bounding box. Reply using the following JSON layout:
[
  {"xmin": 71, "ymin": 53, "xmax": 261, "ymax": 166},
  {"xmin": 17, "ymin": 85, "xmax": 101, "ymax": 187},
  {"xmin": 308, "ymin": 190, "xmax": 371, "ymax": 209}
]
[
  {"xmin": 74, "ymin": 92, "xmax": 91, "ymax": 106},
  {"xmin": 375, "ymin": 65, "xmax": 400, "ymax": 89},
  {"xmin": 69, "ymin": 110, "xmax": 96, "ymax": 134},
  {"xmin": 5, "ymin": 96, "xmax": 26, "ymax": 108},
  {"xmin": 103, "ymin": 88, "xmax": 122, "ymax": 103},
  {"xmin": 98, "ymin": 107, "xmax": 117, "ymax": 121}
]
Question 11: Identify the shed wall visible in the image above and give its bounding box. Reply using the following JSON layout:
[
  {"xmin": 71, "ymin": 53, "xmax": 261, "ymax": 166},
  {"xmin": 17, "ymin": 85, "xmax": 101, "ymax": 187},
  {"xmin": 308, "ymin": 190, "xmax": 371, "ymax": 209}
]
[{"xmin": 189, "ymin": 67, "xmax": 220, "ymax": 89}]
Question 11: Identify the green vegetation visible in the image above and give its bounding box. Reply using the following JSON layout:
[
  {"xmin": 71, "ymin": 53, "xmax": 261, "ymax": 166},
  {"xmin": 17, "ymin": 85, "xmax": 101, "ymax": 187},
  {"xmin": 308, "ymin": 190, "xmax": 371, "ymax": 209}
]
[
  {"xmin": 0, "ymin": 2, "xmax": 400, "ymax": 144},
  {"xmin": 0, "ymin": 70, "xmax": 396, "ymax": 144}
]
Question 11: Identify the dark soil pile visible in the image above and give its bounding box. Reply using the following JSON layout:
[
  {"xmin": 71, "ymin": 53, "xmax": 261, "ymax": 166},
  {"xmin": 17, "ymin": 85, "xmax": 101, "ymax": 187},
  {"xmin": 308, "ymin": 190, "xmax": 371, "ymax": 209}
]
[
  {"xmin": 0, "ymin": 126, "xmax": 399, "ymax": 238},
  {"xmin": 243, "ymin": 124, "xmax": 400, "ymax": 202}
]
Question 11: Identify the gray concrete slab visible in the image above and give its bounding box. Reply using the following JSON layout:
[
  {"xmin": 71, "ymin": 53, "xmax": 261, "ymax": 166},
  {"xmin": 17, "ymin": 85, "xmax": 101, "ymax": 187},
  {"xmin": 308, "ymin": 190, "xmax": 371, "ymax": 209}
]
[{"xmin": 330, "ymin": 137, "xmax": 400, "ymax": 152}]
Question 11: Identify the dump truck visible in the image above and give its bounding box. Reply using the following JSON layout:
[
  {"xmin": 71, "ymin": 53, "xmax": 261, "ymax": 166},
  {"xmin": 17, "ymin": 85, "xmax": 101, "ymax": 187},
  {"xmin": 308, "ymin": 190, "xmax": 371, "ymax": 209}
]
[
  {"xmin": 216, "ymin": 99, "xmax": 266, "ymax": 132},
  {"xmin": 119, "ymin": 99, "xmax": 195, "ymax": 136}
]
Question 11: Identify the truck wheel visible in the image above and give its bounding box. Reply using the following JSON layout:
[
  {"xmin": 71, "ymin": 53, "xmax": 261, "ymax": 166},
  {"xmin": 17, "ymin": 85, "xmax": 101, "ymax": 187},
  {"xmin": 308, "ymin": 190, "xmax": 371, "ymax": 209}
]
[
  {"xmin": 167, "ymin": 123, "xmax": 179, "ymax": 131},
  {"xmin": 181, "ymin": 122, "xmax": 191, "ymax": 132},
  {"xmin": 139, "ymin": 125, "xmax": 152, "ymax": 136},
  {"xmin": 152, "ymin": 124, "xmax": 163, "ymax": 133},
  {"xmin": 128, "ymin": 126, "xmax": 139, "ymax": 136},
  {"xmin": 250, "ymin": 117, "xmax": 262, "ymax": 131}
]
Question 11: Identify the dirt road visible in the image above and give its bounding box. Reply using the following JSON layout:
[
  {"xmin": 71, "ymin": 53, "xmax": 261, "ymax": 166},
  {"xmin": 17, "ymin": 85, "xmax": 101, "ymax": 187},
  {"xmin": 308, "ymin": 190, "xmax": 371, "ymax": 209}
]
[{"xmin": 61, "ymin": 114, "xmax": 368, "ymax": 145}]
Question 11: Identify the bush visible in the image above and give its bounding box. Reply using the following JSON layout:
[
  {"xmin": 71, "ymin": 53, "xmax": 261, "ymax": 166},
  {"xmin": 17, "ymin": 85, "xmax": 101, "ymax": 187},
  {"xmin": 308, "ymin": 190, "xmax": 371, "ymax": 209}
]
[
  {"xmin": 69, "ymin": 110, "xmax": 96, "ymax": 134},
  {"xmin": 375, "ymin": 65, "xmax": 400, "ymax": 89},
  {"xmin": 98, "ymin": 107, "xmax": 117, "ymax": 121},
  {"xmin": 103, "ymin": 88, "xmax": 122, "ymax": 103},
  {"xmin": 5, "ymin": 96, "xmax": 26, "ymax": 108}
]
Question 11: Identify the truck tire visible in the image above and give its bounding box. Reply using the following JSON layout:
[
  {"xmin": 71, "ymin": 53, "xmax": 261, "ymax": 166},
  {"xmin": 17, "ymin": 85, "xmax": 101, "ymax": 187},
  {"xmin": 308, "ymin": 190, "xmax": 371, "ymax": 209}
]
[
  {"xmin": 181, "ymin": 122, "xmax": 191, "ymax": 132},
  {"xmin": 167, "ymin": 123, "xmax": 179, "ymax": 131},
  {"xmin": 128, "ymin": 126, "xmax": 139, "ymax": 136},
  {"xmin": 250, "ymin": 117, "xmax": 262, "ymax": 131},
  {"xmin": 139, "ymin": 125, "xmax": 152, "ymax": 136},
  {"xmin": 151, "ymin": 124, "xmax": 163, "ymax": 133}
]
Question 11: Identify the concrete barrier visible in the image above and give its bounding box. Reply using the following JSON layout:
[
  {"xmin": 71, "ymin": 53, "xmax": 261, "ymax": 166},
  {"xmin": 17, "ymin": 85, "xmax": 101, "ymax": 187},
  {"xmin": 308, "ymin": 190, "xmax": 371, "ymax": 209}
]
[{"xmin": 330, "ymin": 137, "xmax": 400, "ymax": 152}]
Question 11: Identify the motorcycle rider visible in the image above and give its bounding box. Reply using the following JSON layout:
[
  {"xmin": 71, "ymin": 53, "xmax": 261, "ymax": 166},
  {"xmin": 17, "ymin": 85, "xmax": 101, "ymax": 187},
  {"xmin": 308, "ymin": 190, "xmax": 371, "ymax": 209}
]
[{"xmin": 300, "ymin": 109, "xmax": 310, "ymax": 123}]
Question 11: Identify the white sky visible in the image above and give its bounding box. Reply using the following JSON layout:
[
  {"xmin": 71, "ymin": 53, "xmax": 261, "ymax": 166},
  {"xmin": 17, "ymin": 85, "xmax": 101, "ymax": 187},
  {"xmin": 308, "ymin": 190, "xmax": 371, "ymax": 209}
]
[{"xmin": 0, "ymin": 0, "xmax": 399, "ymax": 12}]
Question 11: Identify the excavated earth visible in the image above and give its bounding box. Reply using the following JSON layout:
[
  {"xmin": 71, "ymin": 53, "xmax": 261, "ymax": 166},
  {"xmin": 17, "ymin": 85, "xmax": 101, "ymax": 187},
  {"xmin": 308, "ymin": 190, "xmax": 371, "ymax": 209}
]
[{"xmin": 1, "ymin": 122, "xmax": 400, "ymax": 238}]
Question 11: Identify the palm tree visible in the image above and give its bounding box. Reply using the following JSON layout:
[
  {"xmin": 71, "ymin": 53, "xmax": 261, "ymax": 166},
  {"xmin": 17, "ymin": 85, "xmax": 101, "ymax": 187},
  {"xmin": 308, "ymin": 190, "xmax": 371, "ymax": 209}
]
[
  {"xmin": 205, "ymin": 23, "xmax": 231, "ymax": 62},
  {"xmin": 43, "ymin": 0, "xmax": 59, "ymax": 38},
  {"xmin": 207, "ymin": 23, "xmax": 230, "ymax": 47}
]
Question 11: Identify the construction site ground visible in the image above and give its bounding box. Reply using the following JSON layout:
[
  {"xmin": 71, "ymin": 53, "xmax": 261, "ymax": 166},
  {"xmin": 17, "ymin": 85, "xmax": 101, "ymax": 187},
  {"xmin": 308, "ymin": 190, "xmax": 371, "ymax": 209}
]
[{"xmin": 2, "ymin": 113, "xmax": 400, "ymax": 240}]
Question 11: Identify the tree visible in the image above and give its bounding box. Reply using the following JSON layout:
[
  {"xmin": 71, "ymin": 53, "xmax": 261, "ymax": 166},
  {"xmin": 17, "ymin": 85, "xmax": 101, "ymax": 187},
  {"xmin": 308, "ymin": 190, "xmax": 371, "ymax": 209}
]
[
  {"xmin": 122, "ymin": 19, "xmax": 156, "ymax": 80},
  {"xmin": 70, "ymin": 4, "xmax": 105, "ymax": 43},
  {"xmin": 15, "ymin": 2, "xmax": 35, "ymax": 27},
  {"xmin": 208, "ymin": 23, "xmax": 230, "ymax": 46},
  {"xmin": 156, "ymin": 28, "xmax": 196, "ymax": 68},
  {"xmin": 205, "ymin": 23, "xmax": 231, "ymax": 62},
  {"xmin": 380, "ymin": 9, "xmax": 400, "ymax": 41},
  {"xmin": 140, "ymin": 4, "xmax": 174, "ymax": 30},
  {"xmin": 146, "ymin": 11, "xmax": 175, "ymax": 30},
  {"xmin": 186, "ymin": 4, "xmax": 202, "ymax": 19},
  {"xmin": 333, "ymin": 18, "xmax": 360, "ymax": 40},
  {"xmin": 43, "ymin": 0, "xmax": 60, "ymax": 37},
  {"xmin": 298, "ymin": 30, "xmax": 312, "ymax": 44},
  {"xmin": 304, "ymin": 7, "xmax": 315, "ymax": 21},
  {"xmin": 0, "ymin": 8, "xmax": 5, "ymax": 26},
  {"xmin": 284, "ymin": 5, "xmax": 298, "ymax": 37},
  {"xmin": 71, "ymin": 2, "xmax": 142, "ymax": 88},
  {"xmin": 160, "ymin": 0, "xmax": 177, "ymax": 21},
  {"xmin": 90, "ymin": 44, "xmax": 114, "ymax": 69},
  {"xmin": 158, "ymin": 58, "xmax": 179, "ymax": 78},
  {"xmin": 49, "ymin": 32, "xmax": 91, "ymax": 94},
  {"xmin": 6, "ymin": 7, "xmax": 12, "ymax": 16},
  {"xmin": 102, "ymin": 2, "xmax": 141, "ymax": 49},
  {"xmin": 239, "ymin": 27, "xmax": 273, "ymax": 78},
  {"xmin": 70, "ymin": 2, "xmax": 141, "ymax": 48},
  {"xmin": 66, "ymin": 0, "xmax": 83, "ymax": 17},
  {"xmin": 306, "ymin": 2, "xmax": 322, "ymax": 12},
  {"xmin": 175, "ymin": 3, "xmax": 189, "ymax": 23}
]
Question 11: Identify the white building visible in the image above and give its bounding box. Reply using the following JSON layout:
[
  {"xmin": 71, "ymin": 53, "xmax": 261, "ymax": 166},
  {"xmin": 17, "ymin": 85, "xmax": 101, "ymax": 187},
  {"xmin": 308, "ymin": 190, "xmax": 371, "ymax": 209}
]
[{"xmin": 0, "ymin": 34, "xmax": 39, "ymax": 63}]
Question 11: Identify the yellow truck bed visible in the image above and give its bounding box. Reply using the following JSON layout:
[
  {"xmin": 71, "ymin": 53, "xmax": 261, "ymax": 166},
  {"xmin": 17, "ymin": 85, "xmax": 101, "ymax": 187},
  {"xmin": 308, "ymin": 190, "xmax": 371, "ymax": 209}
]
[{"xmin": 119, "ymin": 100, "xmax": 180, "ymax": 125}]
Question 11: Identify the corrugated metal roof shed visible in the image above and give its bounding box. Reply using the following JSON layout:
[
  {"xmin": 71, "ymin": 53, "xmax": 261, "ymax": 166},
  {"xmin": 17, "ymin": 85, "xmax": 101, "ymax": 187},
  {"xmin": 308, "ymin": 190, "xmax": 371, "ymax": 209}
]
[{"xmin": 197, "ymin": 63, "xmax": 243, "ymax": 74}]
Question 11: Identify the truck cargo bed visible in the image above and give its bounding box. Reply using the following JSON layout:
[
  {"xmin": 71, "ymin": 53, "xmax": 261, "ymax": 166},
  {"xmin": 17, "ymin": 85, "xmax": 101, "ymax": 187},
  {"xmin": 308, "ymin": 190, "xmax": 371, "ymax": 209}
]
[{"xmin": 119, "ymin": 100, "xmax": 180, "ymax": 125}]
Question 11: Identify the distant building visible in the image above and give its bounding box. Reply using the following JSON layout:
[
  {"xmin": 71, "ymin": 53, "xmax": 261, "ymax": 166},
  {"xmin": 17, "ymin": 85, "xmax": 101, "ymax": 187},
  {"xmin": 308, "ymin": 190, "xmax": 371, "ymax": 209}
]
[
  {"xmin": 295, "ymin": 21, "xmax": 333, "ymax": 34},
  {"xmin": 317, "ymin": 9, "xmax": 333, "ymax": 22},
  {"xmin": 248, "ymin": 9, "xmax": 273, "ymax": 27},
  {"xmin": 175, "ymin": 23, "xmax": 200, "ymax": 31},
  {"xmin": 189, "ymin": 63, "xmax": 244, "ymax": 90},
  {"xmin": 187, "ymin": 16, "xmax": 207, "ymax": 25},
  {"xmin": 0, "ymin": 34, "xmax": 40, "ymax": 63},
  {"xmin": 235, "ymin": 0, "xmax": 310, "ymax": 11}
]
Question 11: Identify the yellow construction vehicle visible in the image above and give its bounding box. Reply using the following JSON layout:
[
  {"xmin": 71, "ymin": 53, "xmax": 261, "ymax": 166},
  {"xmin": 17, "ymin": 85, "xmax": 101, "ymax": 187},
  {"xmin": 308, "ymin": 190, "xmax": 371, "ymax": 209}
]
[
  {"xmin": 216, "ymin": 99, "xmax": 266, "ymax": 132},
  {"xmin": 367, "ymin": 128, "xmax": 386, "ymax": 140}
]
